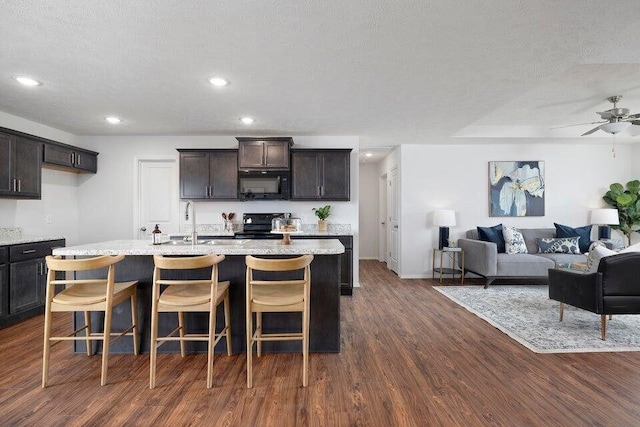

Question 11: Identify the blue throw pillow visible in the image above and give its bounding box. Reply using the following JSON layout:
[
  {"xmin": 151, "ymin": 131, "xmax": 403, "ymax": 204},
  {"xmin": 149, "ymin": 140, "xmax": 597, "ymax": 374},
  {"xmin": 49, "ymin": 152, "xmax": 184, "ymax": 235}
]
[
  {"xmin": 554, "ymin": 223, "xmax": 592, "ymax": 253},
  {"xmin": 536, "ymin": 237, "xmax": 581, "ymax": 254},
  {"xmin": 477, "ymin": 224, "xmax": 506, "ymax": 253}
]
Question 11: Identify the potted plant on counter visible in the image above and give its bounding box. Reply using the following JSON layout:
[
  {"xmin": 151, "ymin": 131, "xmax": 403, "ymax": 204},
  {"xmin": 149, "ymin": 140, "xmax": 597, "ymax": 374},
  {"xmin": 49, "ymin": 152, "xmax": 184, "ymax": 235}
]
[{"xmin": 313, "ymin": 205, "xmax": 332, "ymax": 232}]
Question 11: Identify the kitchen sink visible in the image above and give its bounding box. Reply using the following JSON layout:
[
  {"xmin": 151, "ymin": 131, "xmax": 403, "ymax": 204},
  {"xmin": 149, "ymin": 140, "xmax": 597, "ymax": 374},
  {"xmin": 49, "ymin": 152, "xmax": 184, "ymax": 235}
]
[{"xmin": 158, "ymin": 239, "xmax": 249, "ymax": 246}]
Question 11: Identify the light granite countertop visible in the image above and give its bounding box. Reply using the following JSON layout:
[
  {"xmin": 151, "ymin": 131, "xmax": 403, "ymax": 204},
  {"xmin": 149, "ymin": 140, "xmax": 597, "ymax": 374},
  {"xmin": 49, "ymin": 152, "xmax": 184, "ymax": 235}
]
[
  {"xmin": 174, "ymin": 223, "xmax": 353, "ymax": 238},
  {"xmin": 53, "ymin": 239, "xmax": 345, "ymax": 256},
  {"xmin": 0, "ymin": 228, "xmax": 65, "ymax": 246}
]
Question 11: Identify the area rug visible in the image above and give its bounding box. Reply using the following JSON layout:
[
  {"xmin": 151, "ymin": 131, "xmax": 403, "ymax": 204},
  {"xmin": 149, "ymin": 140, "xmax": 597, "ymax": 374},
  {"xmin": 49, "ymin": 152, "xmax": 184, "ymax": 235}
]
[{"xmin": 434, "ymin": 285, "xmax": 640, "ymax": 353}]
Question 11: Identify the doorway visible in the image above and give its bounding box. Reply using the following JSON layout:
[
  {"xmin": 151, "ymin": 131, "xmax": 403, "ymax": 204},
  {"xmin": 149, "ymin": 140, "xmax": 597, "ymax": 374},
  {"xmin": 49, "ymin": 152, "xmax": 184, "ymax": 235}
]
[
  {"xmin": 387, "ymin": 167, "xmax": 399, "ymax": 274},
  {"xmin": 133, "ymin": 157, "xmax": 179, "ymax": 240}
]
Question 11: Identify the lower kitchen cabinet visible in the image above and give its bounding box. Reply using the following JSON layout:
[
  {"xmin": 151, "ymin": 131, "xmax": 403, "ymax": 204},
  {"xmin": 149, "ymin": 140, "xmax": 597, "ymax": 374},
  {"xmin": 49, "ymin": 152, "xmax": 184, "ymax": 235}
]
[
  {"xmin": 293, "ymin": 235, "xmax": 353, "ymax": 295},
  {"xmin": 0, "ymin": 239, "xmax": 65, "ymax": 328}
]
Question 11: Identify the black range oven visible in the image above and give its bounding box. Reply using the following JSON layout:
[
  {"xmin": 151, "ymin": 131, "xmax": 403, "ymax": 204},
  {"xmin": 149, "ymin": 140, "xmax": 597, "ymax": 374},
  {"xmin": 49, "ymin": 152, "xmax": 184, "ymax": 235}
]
[{"xmin": 235, "ymin": 213, "xmax": 286, "ymax": 239}]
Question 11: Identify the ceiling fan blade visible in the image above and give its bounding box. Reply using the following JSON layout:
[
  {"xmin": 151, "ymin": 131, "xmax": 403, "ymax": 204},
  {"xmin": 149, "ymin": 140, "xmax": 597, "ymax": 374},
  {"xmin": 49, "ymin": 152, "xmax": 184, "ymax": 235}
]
[
  {"xmin": 631, "ymin": 120, "xmax": 640, "ymax": 125},
  {"xmin": 596, "ymin": 111, "xmax": 615, "ymax": 120},
  {"xmin": 550, "ymin": 121, "xmax": 604, "ymax": 130},
  {"xmin": 581, "ymin": 125, "xmax": 603, "ymax": 136},
  {"xmin": 628, "ymin": 113, "xmax": 640, "ymax": 119}
]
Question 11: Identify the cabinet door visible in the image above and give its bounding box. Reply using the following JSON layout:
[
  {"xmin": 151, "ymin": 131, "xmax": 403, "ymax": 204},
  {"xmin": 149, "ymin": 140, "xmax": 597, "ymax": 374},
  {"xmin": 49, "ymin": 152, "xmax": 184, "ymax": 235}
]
[
  {"xmin": 238, "ymin": 141, "xmax": 265, "ymax": 169},
  {"xmin": 264, "ymin": 141, "xmax": 289, "ymax": 168},
  {"xmin": 209, "ymin": 151, "xmax": 238, "ymax": 199},
  {"xmin": 9, "ymin": 259, "xmax": 42, "ymax": 314},
  {"xmin": 291, "ymin": 151, "xmax": 321, "ymax": 199},
  {"xmin": 0, "ymin": 263, "xmax": 7, "ymax": 318},
  {"xmin": 13, "ymin": 137, "xmax": 41, "ymax": 198},
  {"xmin": 179, "ymin": 152, "xmax": 210, "ymax": 199},
  {"xmin": 320, "ymin": 151, "xmax": 350, "ymax": 200},
  {"xmin": 74, "ymin": 151, "xmax": 98, "ymax": 173},
  {"xmin": 0, "ymin": 133, "xmax": 13, "ymax": 194},
  {"xmin": 43, "ymin": 144, "xmax": 74, "ymax": 168}
]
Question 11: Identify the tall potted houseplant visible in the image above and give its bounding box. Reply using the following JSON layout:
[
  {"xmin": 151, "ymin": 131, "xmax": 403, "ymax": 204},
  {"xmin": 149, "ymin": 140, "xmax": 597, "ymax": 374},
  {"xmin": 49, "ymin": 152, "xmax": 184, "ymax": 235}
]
[
  {"xmin": 313, "ymin": 205, "xmax": 332, "ymax": 232},
  {"xmin": 603, "ymin": 180, "xmax": 640, "ymax": 246}
]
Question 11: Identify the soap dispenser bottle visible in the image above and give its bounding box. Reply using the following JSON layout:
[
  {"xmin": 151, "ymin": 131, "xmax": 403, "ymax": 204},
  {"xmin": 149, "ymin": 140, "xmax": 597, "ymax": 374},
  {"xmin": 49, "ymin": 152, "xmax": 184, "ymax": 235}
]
[{"xmin": 152, "ymin": 224, "xmax": 162, "ymax": 245}]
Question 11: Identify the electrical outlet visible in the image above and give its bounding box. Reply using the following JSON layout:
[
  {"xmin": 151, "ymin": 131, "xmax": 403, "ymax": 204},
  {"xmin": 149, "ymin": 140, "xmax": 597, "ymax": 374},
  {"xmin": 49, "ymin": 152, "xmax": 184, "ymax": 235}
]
[{"xmin": 45, "ymin": 214, "xmax": 53, "ymax": 224}]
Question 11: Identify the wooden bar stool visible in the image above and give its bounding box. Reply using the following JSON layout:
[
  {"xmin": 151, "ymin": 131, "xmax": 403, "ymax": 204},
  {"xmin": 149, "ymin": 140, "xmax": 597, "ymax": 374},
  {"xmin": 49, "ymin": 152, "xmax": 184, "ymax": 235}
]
[
  {"xmin": 42, "ymin": 254, "xmax": 138, "ymax": 387},
  {"xmin": 150, "ymin": 254, "xmax": 231, "ymax": 389},
  {"xmin": 245, "ymin": 254, "xmax": 314, "ymax": 388}
]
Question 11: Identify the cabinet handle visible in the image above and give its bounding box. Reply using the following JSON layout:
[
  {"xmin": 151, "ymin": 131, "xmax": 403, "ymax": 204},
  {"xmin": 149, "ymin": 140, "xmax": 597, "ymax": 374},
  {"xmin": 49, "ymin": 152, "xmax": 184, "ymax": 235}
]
[
  {"xmin": 12, "ymin": 179, "xmax": 16, "ymax": 192},
  {"xmin": 320, "ymin": 186, "xmax": 324, "ymax": 196},
  {"xmin": 77, "ymin": 154, "xmax": 81, "ymax": 165},
  {"xmin": 39, "ymin": 262, "xmax": 43, "ymax": 275},
  {"xmin": 22, "ymin": 249, "xmax": 36, "ymax": 254},
  {"xmin": 71, "ymin": 152, "xmax": 75, "ymax": 164},
  {"xmin": 17, "ymin": 179, "xmax": 21, "ymax": 192},
  {"xmin": 317, "ymin": 186, "xmax": 321, "ymax": 196}
]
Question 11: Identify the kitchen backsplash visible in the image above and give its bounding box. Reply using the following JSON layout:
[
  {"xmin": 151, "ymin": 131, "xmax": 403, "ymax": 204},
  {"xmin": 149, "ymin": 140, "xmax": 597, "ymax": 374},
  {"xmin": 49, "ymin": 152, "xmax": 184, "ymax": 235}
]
[{"xmin": 181, "ymin": 223, "xmax": 352, "ymax": 234}]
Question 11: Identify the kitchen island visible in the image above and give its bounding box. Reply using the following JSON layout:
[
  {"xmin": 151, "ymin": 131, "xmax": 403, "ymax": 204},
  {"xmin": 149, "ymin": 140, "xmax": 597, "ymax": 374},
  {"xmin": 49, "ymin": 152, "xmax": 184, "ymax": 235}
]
[{"xmin": 53, "ymin": 239, "xmax": 344, "ymax": 354}]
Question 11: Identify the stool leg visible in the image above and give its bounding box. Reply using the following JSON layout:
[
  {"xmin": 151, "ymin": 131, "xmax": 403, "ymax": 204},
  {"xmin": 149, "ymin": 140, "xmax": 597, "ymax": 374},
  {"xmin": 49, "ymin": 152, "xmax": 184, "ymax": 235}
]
[
  {"xmin": 130, "ymin": 292, "xmax": 139, "ymax": 355},
  {"xmin": 84, "ymin": 311, "xmax": 92, "ymax": 356},
  {"xmin": 302, "ymin": 307, "xmax": 309, "ymax": 387},
  {"xmin": 256, "ymin": 312, "xmax": 262, "ymax": 357},
  {"xmin": 42, "ymin": 301, "xmax": 53, "ymax": 388},
  {"xmin": 178, "ymin": 311, "xmax": 186, "ymax": 357},
  {"xmin": 101, "ymin": 306, "xmax": 113, "ymax": 386},
  {"xmin": 246, "ymin": 309, "xmax": 253, "ymax": 388},
  {"xmin": 206, "ymin": 300, "xmax": 216, "ymax": 389},
  {"xmin": 224, "ymin": 292, "xmax": 232, "ymax": 356}
]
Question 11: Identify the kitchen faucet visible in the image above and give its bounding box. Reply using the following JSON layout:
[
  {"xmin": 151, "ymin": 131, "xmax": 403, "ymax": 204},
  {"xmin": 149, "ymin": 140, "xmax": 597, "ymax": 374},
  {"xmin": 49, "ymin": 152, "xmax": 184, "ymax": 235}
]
[{"xmin": 185, "ymin": 200, "xmax": 197, "ymax": 244}]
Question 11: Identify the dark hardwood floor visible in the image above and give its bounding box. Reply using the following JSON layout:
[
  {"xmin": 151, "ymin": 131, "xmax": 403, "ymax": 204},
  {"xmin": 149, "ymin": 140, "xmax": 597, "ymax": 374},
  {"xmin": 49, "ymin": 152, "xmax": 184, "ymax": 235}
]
[{"xmin": 1, "ymin": 259, "xmax": 640, "ymax": 426}]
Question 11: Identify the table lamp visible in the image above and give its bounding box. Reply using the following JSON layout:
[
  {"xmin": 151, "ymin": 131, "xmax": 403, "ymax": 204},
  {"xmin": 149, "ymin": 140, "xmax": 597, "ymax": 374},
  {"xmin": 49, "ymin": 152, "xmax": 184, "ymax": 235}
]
[
  {"xmin": 433, "ymin": 210, "xmax": 456, "ymax": 249},
  {"xmin": 589, "ymin": 208, "xmax": 619, "ymax": 240}
]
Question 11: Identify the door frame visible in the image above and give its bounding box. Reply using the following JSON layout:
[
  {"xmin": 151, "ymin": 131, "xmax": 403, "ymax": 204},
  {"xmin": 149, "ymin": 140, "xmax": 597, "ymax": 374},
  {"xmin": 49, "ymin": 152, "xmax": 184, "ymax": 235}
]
[
  {"xmin": 132, "ymin": 155, "xmax": 180, "ymax": 239},
  {"xmin": 379, "ymin": 172, "xmax": 387, "ymax": 262}
]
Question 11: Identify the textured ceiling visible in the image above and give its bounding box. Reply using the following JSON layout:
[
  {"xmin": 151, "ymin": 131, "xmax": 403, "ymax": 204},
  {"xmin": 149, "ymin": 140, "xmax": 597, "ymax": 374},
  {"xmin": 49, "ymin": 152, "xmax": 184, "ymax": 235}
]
[{"xmin": 1, "ymin": 0, "xmax": 640, "ymax": 153}]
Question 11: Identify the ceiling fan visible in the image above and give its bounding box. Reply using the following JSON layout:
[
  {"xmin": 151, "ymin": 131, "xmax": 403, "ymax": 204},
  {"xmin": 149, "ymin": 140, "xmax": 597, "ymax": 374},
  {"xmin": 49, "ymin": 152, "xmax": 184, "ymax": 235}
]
[{"xmin": 579, "ymin": 95, "xmax": 640, "ymax": 136}]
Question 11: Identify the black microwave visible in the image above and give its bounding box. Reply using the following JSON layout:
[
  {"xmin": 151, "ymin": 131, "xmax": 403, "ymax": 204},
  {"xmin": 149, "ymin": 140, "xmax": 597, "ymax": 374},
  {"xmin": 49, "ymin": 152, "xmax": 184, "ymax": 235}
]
[{"xmin": 238, "ymin": 170, "xmax": 290, "ymax": 200}]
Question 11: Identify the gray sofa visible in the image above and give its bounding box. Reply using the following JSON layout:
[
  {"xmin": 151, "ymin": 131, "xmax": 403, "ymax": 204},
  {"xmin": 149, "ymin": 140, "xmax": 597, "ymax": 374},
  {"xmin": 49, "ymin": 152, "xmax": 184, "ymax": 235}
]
[{"xmin": 458, "ymin": 228, "xmax": 587, "ymax": 288}]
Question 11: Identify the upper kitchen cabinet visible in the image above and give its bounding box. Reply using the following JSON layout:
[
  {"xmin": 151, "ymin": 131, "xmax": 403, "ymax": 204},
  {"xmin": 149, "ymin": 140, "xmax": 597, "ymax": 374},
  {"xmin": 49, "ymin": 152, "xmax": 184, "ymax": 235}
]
[
  {"xmin": 43, "ymin": 142, "xmax": 98, "ymax": 173},
  {"xmin": 178, "ymin": 149, "xmax": 238, "ymax": 200},
  {"xmin": 291, "ymin": 149, "xmax": 351, "ymax": 201},
  {"xmin": 237, "ymin": 137, "xmax": 293, "ymax": 170},
  {"xmin": 0, "ymin": 133, "xmax": 42, "ymax": 199}
]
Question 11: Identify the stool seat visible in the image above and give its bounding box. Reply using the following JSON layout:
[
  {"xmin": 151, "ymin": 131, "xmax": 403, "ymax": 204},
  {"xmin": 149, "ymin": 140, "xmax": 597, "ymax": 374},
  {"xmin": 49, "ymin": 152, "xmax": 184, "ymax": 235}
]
[
  {"xmin": 251, "ymin": 283, "xmax": 305, "ymax": 307},
  {"xmin": 52, "ymin": 281, "xmax": 138, "ymax": 306},
  {"xmin": 159, "ymin": 280, "xmax": 229, "ymax": 307}
]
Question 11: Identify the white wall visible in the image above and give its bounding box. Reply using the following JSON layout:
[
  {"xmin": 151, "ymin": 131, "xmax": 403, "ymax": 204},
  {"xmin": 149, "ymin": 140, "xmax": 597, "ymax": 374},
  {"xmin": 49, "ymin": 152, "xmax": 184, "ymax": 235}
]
[
  {"xmin": 75, "ymin": 134, "xmax": 361, "ymax": 285},
  {"xmin": 0, "ymin": 111, "xmax": 81, "ymax": 242},
  {"xmin": 358, "ymin": 162, "xmax": 379, "ymax": 259},
  {"xmin": 382, "ymin": 143, "xmax": 636, "ymax": 279}
]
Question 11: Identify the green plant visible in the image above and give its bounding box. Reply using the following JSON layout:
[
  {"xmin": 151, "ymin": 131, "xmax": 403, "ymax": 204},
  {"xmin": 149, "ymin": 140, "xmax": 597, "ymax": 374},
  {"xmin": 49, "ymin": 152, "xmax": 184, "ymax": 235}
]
[
  {"xmin": 312, "ymin": 205, "xmax": 332, "ymax": 220},
  {"xmin": 603, "ymin": 180, "xmax": 640, "ymax": 246}
]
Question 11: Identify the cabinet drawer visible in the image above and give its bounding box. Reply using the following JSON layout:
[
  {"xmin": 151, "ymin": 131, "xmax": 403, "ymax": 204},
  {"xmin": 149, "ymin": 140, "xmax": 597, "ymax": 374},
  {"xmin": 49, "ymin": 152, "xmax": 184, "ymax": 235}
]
[
  {"xmin": 0, "ymin": 246, "xmax": 7, "ymax": 264},
  {"xmin": 9, "ymin": 239, "xmax": 65, "ymax": 262}
]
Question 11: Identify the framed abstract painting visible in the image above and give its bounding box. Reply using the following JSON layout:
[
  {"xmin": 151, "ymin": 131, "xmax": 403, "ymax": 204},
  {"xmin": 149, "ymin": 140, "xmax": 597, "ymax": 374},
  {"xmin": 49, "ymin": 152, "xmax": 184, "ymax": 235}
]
[{"xmin": 489, "ymin": 161, "xmax": 545, "ymax": 217}]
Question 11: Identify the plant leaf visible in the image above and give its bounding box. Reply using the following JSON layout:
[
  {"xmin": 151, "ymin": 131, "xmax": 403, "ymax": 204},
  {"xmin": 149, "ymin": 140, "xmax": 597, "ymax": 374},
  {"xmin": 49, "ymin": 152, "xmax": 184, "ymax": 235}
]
[
  {"xmin": 610, "ymin": 183, "xmax": 624, "ymax": 195},
  {"xmin": 627, "ymin": 180, "xmax": 640, "ymax": 193}
]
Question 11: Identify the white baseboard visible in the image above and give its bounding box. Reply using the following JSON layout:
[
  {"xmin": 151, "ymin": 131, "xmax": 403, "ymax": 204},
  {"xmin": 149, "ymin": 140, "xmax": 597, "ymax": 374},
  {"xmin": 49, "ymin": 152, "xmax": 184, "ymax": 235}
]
[{"xmin": 359, "ymin": 256, "xmax": 380, "ymax": 260}]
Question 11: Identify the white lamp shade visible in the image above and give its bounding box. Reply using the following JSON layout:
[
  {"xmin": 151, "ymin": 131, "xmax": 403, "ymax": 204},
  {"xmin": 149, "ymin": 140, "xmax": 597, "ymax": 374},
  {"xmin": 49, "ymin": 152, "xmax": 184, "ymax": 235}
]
[
  {"xmin": 590, "ymin": 208, "xmax": 619, "ymax": 225},
  {"xmin": 600, "ymin": 121, "xmax": 631, "ymax": 135},
  {"xmin": 433, "ymin": 210, "xmax": 456, "ymax": 227}
]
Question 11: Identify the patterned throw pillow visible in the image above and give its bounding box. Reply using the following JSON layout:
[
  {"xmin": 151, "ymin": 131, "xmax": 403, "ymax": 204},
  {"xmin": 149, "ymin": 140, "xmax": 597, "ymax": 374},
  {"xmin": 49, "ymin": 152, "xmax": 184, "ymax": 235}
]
[
  {"xmin": 536, "ymin": 237, "xmax": 581, "ymax": 254},
  {"xmin": 502, "ymin": 226, "xmax": 528, "ymax": 254}
]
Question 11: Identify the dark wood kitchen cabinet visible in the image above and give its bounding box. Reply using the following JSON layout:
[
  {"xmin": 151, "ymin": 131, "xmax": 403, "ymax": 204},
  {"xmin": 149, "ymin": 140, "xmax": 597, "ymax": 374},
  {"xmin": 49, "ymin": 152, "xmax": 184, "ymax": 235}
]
[
  {"xmin": 0, "ymin": 133, "xmax": 42, "ymax": 199},
  {"xmin": 237, "ymin": 137, "xmax": 292, "ymax": 170},
  {"xmin": 1, "ymin": 239, "xmax": 65, "ymax": 329},
  {"xmin": 43, "ymin": 142, "xmax": 98, "ymax": 173},
  {"xmin": 291, "ymin": 149, "xmax": 351, "ymax": 201},
  {"xmin": 178, "ymin": 149, "xmax": 238, "ymax": 200}
]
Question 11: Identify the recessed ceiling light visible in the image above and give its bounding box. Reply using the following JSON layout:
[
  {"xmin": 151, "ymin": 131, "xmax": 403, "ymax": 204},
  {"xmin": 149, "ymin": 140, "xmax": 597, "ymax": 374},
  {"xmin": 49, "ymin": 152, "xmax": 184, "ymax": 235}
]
[
  {"xmin": 14, "ymin": 76, "xmax": 42, "ymax": 86},
  {"xmin": 105, "ymin": 116, "xmax": 122, "ymax": 124},
  {"xmin": 240, "ymin": 117, "xmax": 254, "ymax": 125},
  {"xmin": 365, "ymin": 152, "xmax": 373, "ymax": 157},
  {"xmin": 208, "ymin": 77, "xmax": 229, "ymax": 87}
]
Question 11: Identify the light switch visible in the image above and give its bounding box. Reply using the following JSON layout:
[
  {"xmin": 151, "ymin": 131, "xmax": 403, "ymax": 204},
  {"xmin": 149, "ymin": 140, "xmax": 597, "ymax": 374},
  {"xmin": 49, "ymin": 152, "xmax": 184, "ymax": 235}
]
[{"xmin": 45, "ymin": 214, "xmax": 53, "ymax": 224}]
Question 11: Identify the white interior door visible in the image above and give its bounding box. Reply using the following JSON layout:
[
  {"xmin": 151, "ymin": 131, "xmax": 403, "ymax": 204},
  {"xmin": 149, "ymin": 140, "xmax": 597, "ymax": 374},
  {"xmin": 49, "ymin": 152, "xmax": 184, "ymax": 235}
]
[
  {"xmin": 379, "ymin": 173, "xmax": 388, "ymax": 262},
  {"xmin": 134, "ymin": 158, "xmax": 179, "ymax": 240},
  {"xmin": 387, "ymin": 167, "xmax": 399, "ymax": 273}
]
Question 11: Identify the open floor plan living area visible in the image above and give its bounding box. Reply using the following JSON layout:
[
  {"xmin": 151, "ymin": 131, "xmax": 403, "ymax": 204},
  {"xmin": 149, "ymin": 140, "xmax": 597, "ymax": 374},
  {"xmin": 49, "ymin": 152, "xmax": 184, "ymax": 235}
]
[{"xmin": 1, "ymin": 1, "xmax": 640, "ymax": 426}]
